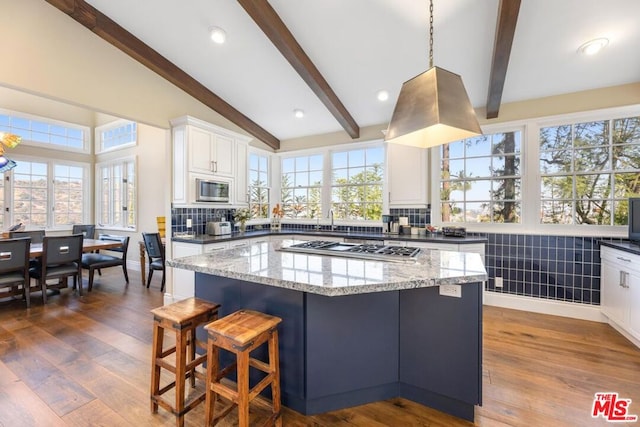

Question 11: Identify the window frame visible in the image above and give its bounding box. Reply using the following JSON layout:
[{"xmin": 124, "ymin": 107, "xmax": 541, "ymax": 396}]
[
  {"xmin": 431, "ymin": 105, "xmax": 640, "ymax": 237},
  {"xmin": 437, "ymin": 128, "xmax": 524, "ymax": 225},
  {"xmin": 95, "ymin": 119, "xmax": 138, "ymax": 154},
  {"xmin": 247, "ymin": 148, "xmax": 271, "ymax": 220},
  {"xmin": 276, "ymin": 140, "xmax": 386, "ymax": 225},
  {"xmin": 95, "ymin": 155, "xmax": 137, "ymax": 231},
  {"xmin": 5, "ymin": 154, "xmax": 91, "ymax": 229},
  {"xmin": 0, "ymin": 108, "xmax": 90, "ymax": 154},
  {"xmin": 330, "ymin": 145, "xmax": 385, "ymax": 221}
]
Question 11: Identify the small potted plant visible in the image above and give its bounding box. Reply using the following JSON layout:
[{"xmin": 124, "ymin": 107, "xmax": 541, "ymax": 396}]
[{"xmin": 233, "ymin": 208, "xmax": 251, "ymax": 233}]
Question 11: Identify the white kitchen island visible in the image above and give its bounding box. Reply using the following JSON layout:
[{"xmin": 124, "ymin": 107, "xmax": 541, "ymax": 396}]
[{"xmin": 168, "ymin": 238, "xmax": 487, "ymax": 422}]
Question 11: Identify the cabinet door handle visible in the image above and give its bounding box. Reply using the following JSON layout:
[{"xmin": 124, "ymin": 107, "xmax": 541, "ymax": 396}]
[
  {"xmin": 210, "ymin": 161, "xmax": 215, "ymax": 172},
  {"xmin": 620, "ymin": 271, "xmax": 630, "ymax": 289},
  {"xmin": 616, "ymin": 256, "xmax": 631, "ymax": 263}
]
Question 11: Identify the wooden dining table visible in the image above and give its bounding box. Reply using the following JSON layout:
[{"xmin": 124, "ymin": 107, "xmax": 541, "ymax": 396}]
[{"xmin": 28, "ymin": 238, "xmax": 123, "ymax": 257}]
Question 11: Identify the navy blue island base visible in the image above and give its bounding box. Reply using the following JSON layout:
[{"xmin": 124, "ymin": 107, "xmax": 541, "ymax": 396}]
[{"xmin": 195, "ymin": 272, "xmax": 482, "ymax": 422}]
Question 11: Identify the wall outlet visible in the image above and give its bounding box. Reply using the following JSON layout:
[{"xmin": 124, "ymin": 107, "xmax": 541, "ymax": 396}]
[
  {"xmin": 439, "ymin": 284, "xmax": 462, "ymax": 298},
  {"xmin": 495, "ymin": 276, "xmax": 503, "ymax": 288}
]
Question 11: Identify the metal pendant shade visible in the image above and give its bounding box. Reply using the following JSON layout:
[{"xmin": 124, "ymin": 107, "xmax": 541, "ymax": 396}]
[
  {"xmin": 385, "ymin": 1, "xmax": 481, "ymax": 148},
  {"xmin": 385, "ymin": 66, "xmax": 481, "ymax": 148}
]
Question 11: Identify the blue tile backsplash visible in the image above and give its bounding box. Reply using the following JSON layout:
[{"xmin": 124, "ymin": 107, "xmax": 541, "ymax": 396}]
[{"xmin": 171, "ymin": 207, "xmax": 624, "ymax": 306}]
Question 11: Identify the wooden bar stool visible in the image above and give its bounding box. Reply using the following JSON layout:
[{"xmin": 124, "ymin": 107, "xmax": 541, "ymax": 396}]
[
  {"xmin": 204, "ymin": 309, "xmax": 283, "ymax": 427},
  {"xmin": 150, "ymin": 297, "xmax": 220, "ymax": 427}
]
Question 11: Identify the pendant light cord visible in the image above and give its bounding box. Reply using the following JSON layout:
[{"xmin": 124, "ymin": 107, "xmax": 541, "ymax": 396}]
[{"xmin": 429, "ymin": 0, "xmax": 434, "ymax": 68}]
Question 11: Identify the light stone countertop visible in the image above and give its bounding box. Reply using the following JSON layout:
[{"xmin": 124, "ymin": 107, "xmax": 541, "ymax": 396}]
[{"xmin": 167, "ymin": 238, "xmax": 488, "ymax": 297}]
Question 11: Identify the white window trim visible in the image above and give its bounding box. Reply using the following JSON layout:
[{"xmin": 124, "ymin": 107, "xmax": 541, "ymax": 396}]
[
  {"xmin": 276, "ymin": 139, "xmax": 385, "ymax": 226},
  {"xmin": 430, "ymin": 104, "xmax": 640, "ymax": 237},
  {"xmin": 7, "ymin": 154, "xmax": 91, "ymax": 230},
  {"xmin": 95, "ymin": 119, "xmax": 138, "ymax": 154},
  {"xmin": 0, "ymin": 108, "xmax": 90, "ymax": 154},
  {"xmin": 95, "ymin": 155, "xmax": 137, "ymax": 232}
]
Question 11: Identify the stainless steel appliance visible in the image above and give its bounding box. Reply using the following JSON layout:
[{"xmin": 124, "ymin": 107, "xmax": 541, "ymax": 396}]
[
  {"xmin": 442, "ymin": 226, "xmax": 467, "ymax": 237},
  {"xmin": 382, "ymin": 214, "xmax": 398, "ymax": 234},
  {"xmin": 206, "ymin": 221, "xmax": 232, "ymax": 235},
  {"xmin": 196, "ymin": 178, "xmax": 229, "ymax": 202},
  {"xmin": 279, "ymin": 240, "xmax": 420, "ymax": 262}
]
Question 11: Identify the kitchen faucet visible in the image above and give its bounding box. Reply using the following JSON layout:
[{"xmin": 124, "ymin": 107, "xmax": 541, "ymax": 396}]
[{"xmin": 328, "ymin": 209, "xmax": 335, "ymax": 230}]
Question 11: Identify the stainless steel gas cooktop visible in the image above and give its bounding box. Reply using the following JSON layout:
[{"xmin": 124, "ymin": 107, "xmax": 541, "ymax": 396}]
[{"xmin": 279, "ymin": 240, "xmax": 420, "ymax": 262}]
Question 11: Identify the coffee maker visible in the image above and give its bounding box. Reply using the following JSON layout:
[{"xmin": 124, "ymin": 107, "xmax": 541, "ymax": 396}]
[{"xmin": 382, "ymin": 215, "xmax": 398, "ymax": 234}]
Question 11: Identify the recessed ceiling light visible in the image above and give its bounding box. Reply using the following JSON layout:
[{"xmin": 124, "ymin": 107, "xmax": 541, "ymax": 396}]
[
  {"xmin": 294, "ymin": 109, "xmax": 305, "ymax": 118},
  {"xmin": 210, "ymin": 27, "xmax": 227, "ymax": 44},
  {"xmin": 377, "ymin": 90, "xmax": 389, "ymax": 102},
  {"xmin": 578, "ymin": 38, "xmax": 609, "ymax": 55}
]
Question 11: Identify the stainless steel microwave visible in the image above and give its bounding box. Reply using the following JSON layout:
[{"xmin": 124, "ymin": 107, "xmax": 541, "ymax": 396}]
[{"xmin": 196, "ymin": 178, "xmax": 229, "ymax": 202}]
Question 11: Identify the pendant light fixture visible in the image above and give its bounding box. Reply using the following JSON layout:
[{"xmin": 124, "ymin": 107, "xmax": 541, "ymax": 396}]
[
  {"xmin": 0, "ymin": 132, "xmax": 22, "ymax": 172},
  {"xmin": 385, "ymin": 0, "xmax": 481, "ymax": 148}
]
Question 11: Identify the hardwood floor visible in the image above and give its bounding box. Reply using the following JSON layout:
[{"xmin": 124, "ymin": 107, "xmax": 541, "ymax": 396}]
[{"xmin": 1, "ymin": 271, "xmax": 639, "ymax": 426}]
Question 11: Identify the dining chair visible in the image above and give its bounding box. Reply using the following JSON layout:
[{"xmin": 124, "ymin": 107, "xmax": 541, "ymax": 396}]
[
  {"xmin": 142, "ymin": 232, "xmax": 165, "ymax": 292},
  {"xmin": 80, "ymin": 234, "xmax": 129, "ymax": 291},
  {"xmin": 29, "ymin": 234, "xmax": 84, "ymax": 304},
  {"xmin": 72, "ymin": 224, "xmax": 96, "ymax": 239},
  {"xmin": 0, "ymin": 237, "xmax": 31, "ymax": 308},
  {"xmin": 9, "ymin": 230, "xmax": 46, "ymax": 244}
]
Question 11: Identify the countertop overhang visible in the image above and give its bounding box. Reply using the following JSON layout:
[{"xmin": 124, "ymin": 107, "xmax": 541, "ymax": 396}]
[{"xmin": 167, "ymin": 238, "xmax": 487, "ymax": 297}]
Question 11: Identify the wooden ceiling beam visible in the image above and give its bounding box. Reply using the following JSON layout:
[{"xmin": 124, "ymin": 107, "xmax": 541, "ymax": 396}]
[
  {"xmin": 44, "ymin": 0, "xmax": 281, "ymax": 149},
  {"xmin": 486, "ymin": 0, "xmax": 521, "ymax": 119},
  {"xmin": 238, "ymin": 0, "xmax": 360, "ymax": 139}
]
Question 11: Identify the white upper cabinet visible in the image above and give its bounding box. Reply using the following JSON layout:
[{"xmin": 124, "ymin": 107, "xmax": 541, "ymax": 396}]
[
  {"xmin": 171, "ymin": 116, "xmax": 252, "ymax": 205},
  {"xmin": 188, "ymin": 125, "xmax": 235, "ymax": 178},
  {"xmin": 387, "ymin": 143, "xmax": 429, "ymax": 207}
]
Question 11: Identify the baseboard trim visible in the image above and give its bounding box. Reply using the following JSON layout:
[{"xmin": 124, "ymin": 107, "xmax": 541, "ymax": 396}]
[{"xmin": 484, "ymin": 291, "xmax": 607, "ymax": 323}]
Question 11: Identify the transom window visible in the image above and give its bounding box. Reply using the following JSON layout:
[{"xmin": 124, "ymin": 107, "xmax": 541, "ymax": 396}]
[
  {"xmin": 0, "ymin": 111, "xmax": 87, "ymax": 151},
  {"xmin": 96, "ymin": 120, "xmax": 137, "ymax": 153},
  {"xmin": 440, "ymin": 131, "xmax": 522, "ymax": 223},
  {"xmin": 331, "ymin": 146, "xmax": 384, "ymax": 220},
  {"xmin": 281, "ymin": 154, "xmax": 323, "ymax": 219},
  {"xmin": 248, "ymin": 152, "xmax": 270, "ymax": 219},
  {"xmin": 540, "ymin": 116, "xmax": 640, "ymax": 225}
]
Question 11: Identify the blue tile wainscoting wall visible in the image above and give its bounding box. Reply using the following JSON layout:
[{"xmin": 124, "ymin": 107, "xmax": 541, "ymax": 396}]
[
  {"xmin": 171, "ymin": 207, "xmax": 625, "ymax": 306},
  {"xmin": 485, "ymin": 234, "xmax": 628, "ymax": 306}
]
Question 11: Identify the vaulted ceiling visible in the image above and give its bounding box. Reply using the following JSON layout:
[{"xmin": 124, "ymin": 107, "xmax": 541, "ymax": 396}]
[{"xmin": 46, "ymin": 0, "xmax": 640, "ymax": 150}]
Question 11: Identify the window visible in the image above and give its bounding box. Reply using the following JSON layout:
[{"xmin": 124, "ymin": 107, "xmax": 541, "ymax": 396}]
[
  {"xmin": 331, "ymin": 147, "xmax": 384, "ymax": 220},
  {"xmin": 248, "ymin": 152, "xmax": 269, "ymax": 219},
  {"xmin": 53, "ymin": 164, "xmax": 85, "ymax": 225},
  {"xmin": 439, "ymin": 131, "xmax": 522, "ymax": 223},
  {"xmin": 96, "ymin": 120, "xmax": 137, "ymax": 153},
  {"xmin": 281, "ymin": 154, "xmax": 323, "ymax": 219},
  {"xmin": 540, "ymin": 116, "xmax": 640, "ymax": 225},
  {"xmin": 97, "ymin": 158, "xmax": 136, "ymax": 229},
  {"xmin": 8, "ymin": 159, "xmax": 89, "ymax": 228},
  {"xmin": 0, "ymin": 111, "xmax": 88, "ymax": 151},
  {"xmin": 13, "ymin": 161, "xmax": 48, "ymax": 227}
]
